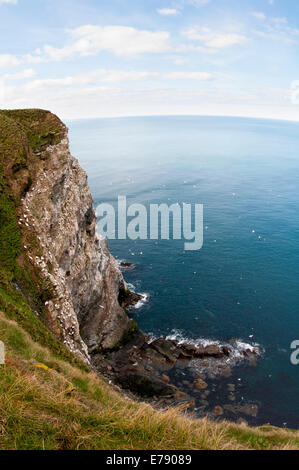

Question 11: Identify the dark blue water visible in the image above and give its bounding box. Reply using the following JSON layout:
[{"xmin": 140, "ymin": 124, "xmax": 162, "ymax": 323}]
[{"xmin": 68, "ymin": 116, "xmax": 299, "ymax": 429}]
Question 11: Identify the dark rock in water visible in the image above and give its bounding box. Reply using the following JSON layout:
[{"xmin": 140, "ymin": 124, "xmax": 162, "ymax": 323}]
[
  {"xmin": 180, "ymin": 343, "xmax": 198, "ymax": 357},
  {"xmin": 118, "ymin": 289, "xmax": 143, "ymax": 309},
  {"xmin": 144, "ymin": 340, "xmax": 233, "ymax": 364},
  {"xmin": 213, "ymin": 406, "xmax": 224, "ymax": 417},
  {"xmin": 217, "ymin": 364, "xmax": 232, "ymax": 378},
  {"xmin": 203, "ymin": 345, "xmax": 224, "ymax": 358},
  {"xmin": 194, "ymin": 378, "xmax": 208, "ymax": 391},
  {"xmin": 197, "ymin": 405, "xmax": 208, "ymax": 414},
  {"xmin": 237, "ymin": 418, "xmax": 248, "ymax": 426},
  {"xmin": 224, "ymin": 405, "xmax": 237, "ymax": 415},
  {"xmin": 200, "ymin": 400, "xmax": 209, "ymax": 407},
  {"xmin": 91, "ymin": 325, "xmax": 260, "ymax": 414},
  {"xmin": 150, "ymin": 338, "xmax": 181, "ymax": 363},
  {"xmin": 195, "ymin": 372, "xmax": 206, "ymax": 380},
  {"xmin": 142, "ymin": 338, "xmax": 235, "ymax": 374},
  {"xmin": 194, "ymin": 344, "xmax": 226, "ymax": 359},
  {"xmin": 184, "ymin": 400, "xmax": 196, "ymax": 410},
  {"xmin": 116, "ymin": 372, "xmax": 177, "ymax": 398},
  {"xmin": 157, "ymin": 396, "xmax": 193, "ymax": 410},
  {"xmin": 143, "ymin": 347, "xmax": 168, "ymax": 367},
  {"xmin": 243, "ymin": 348, "xmax": 257, "ymax": 358},
  {"xmin": 174, "ymin": 391, "xmax": 188, "ymax": 399},
  {"xmin": 229, "ymin": 338, "xmax": 239, "ymax": 345},
  {"xmin": 248, "ymin": 356, "xmax": 258, "ymax": 367},
  {"xmin": 161, "ymin": 374, "xmax": 170, "ymax": 383},
  {"xmin": 238, "ymin": 404, "xmax": 259, "ymax": 417},
  {"xmin": 183, "ymin": 380, "xmax": 191, "ymax": 386},
  {"xmin": 224, "ymin": 404, "xmax": 259, "ymax": 418},
  {"xmin": 222, "ymin": 346, "xmax": 232, "ymax": 356},
  {"xmin": 120, "ymin": 262, "xmax": 135, "ymax": 269}
]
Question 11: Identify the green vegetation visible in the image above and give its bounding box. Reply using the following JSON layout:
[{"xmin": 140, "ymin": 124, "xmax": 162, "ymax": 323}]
[
  {"xmin": 0, "ymin": 109, "xmax": 298, "ymax": 450},
  {"xmin": 0, "ymin": 311, "xmax": 298, "ymax": 450},
  {"xmin": 109, "ymin": 319, "xmax": 139, "ymax": 351},
  {"xmin": 118, "ymin": 286, "xmax": 133, "ymax": 303},
  {"xmin": 123, "ymin": 319, "xmax": 139, "ymax": 341},
  {"xmin": 0, "ymin": 110, "xmax": 86, "ymax": 369},
  {"xmin": 0, "ymin": 109, "xmax": 65, "ymax": 154}
]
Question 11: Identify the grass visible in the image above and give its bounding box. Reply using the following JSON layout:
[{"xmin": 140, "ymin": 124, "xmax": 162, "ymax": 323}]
[
  {"xmin": 0, "ymin": 311, "xmax": 298, "ymax": 451},
  {"xmin": 0, "ymin": 109, "xmax": 65, "ymax": 154},
  {"xmin": 0, "ymin": 109, "xmax": 298, "ymax": 450}
]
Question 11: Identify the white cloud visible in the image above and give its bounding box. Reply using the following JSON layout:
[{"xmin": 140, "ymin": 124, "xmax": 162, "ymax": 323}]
[
  {"xmin": 186, "ymin": 0, "xmax": 211, "ymax": 6},
  {"xmin": 10, "ymin": 69, "xmax": 213, "ymax": 91},
  {"xmin": 0, "ymin": 54, "xmax": 22, "ymax": 67},
  {"xmin": 1, "ymin": 68, "xmax": 36, "ymax": 80},
  {"xmin": 0, "ymin": 0, "xmax": 18, "ymax": 5},
  {"xmin": 157, "ymin": 8, "xmax": 179, "ymax": 16},
  {"xmin": 183, "ymin": 27, "xmax": 249, "ymax": 50},
  {"xmin": 40, "ymin": 25, "xmax": 171, "ymax": 60},
  {"xmin": 92, "ymin": 70, "xmax": 158, "ymax": 83},
  {"xmin": 163, "ymin": 71, "xmax": 213, "ymax": 80},
  {"xmin": 172, "ymin": 55, "xmax": 189, "ymax": 65},
  {"xmin": 251, "ymin": 12, "xmax": 266, "ymax": 20},
  {"xmin": 3, "ymin": 82, "xmax": 297, "ymax": 122},
  {"xmin": 25, "ymin": 53, "xmax": 44, "ymax": 64},
  {"xmin": 271, "ymin": 17, "xmax": 288, "ymax": 27},
  {"xmin": 253, "ymin": 16, "xmax": 299, "ymax": 43}
]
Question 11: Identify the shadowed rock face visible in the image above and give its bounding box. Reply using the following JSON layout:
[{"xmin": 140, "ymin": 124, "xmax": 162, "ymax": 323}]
[{"xmin": 12, "ymin": 110, "xmax": 133, "ymax": 362}]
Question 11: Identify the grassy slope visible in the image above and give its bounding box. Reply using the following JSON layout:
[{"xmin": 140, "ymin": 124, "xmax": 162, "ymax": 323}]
[
  {"xmin": 0, "ymin": 109, "xmax": 298, "ymax": 450},
  {"xmin": 1, "ymin": 311, "xmax": 299, "ymax": 450}
]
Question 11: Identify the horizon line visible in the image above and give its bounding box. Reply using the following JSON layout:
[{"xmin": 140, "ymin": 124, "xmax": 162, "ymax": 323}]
[{"xmin": 64, "ymin": 112, "xmax": 299, "ymax": 125}]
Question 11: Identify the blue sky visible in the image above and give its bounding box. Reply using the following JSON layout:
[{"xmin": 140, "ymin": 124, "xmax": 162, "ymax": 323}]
[{"xmin": 1, "ymin": 0, "xmax": 299, "ymax": 120}]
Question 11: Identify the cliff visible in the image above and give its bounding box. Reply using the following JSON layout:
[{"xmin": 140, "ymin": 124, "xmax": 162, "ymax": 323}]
[{"xmin": 0, "ymin": 109, "xmax": 132, "ymax": 364}]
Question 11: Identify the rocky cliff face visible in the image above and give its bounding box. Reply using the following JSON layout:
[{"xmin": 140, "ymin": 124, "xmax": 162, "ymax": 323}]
[{"xmin": 3, "ymin": 110, "xmax": 132, "ymax": 363}]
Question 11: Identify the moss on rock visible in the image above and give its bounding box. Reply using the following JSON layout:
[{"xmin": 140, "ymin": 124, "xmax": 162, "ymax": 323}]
[{"xmin": 0, "ymin": 109, "xmax": 85, "ymax": 368}]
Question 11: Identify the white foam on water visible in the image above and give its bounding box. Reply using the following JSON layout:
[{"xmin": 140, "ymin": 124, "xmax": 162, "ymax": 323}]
[
  {"xmin": 126, "ymin": 283, "xmax": 149, "ymax": 310},
  {"xmin": 127, "ymin": 282, "xmax": 136, "ymax": 291},
  {"xmin": 134, "ymin": 293, "xmax": 149, "ymax": 309},
  {"xmin": 148, "ymin": 333, "xmax": 158, "ymax": 343},
  {"xmin": 165, "ymin": 329, "xmax": 263, "ymax": 371},
  {"xmin": 116, "ymin": 259, "xmax": 125, "ymax": 266},
  {"xmin": 166, "ymin": 329, "xmax": 217, "ymax": 348}
]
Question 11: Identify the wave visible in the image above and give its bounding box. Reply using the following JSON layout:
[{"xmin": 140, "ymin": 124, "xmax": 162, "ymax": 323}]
[
  {"xmin": 127, "ymin": 283, "xmax": 149, "ymax": 310},
  {"xmin": 134, "ymin": 293, "xmax": 149, "ymax": 309},
  {"xmin": 116, "ymin": 259, "xmax": 135, "ymax": 269},
  {"xmin": 165, "ymin": 329, "xmax": 263, "ymax": 373}
]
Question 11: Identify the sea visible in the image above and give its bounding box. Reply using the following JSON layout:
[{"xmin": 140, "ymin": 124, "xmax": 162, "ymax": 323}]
[{"xmin": 68, "ymin": 115, "xmax": 299, "ymax": 429}]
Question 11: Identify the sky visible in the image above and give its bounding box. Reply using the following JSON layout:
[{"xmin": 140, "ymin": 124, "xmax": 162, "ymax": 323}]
[{"xmin": 1, "ymin": 0, "xmax": 299, "ymax": 120}]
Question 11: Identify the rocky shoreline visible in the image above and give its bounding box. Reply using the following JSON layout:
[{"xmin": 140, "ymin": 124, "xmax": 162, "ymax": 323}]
[{"xmin": 91, "ymin": 297, "xmax": 261, "ymax": 423}]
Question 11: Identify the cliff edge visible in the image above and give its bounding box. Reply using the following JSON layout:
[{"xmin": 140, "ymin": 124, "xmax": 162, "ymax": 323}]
[{"xmin": 0, "ymin": 109, "xmax": 133, "ymax": 364}]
